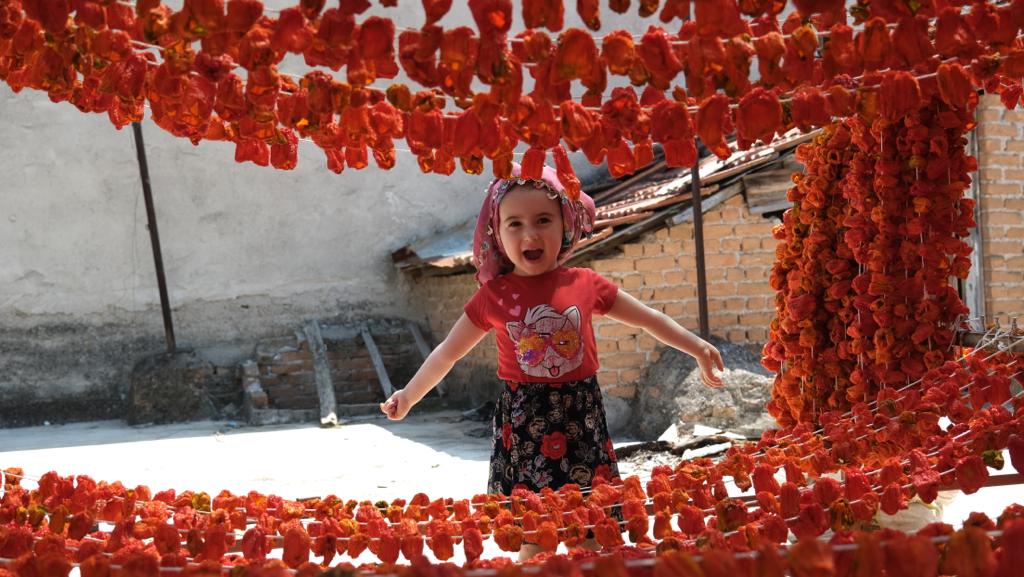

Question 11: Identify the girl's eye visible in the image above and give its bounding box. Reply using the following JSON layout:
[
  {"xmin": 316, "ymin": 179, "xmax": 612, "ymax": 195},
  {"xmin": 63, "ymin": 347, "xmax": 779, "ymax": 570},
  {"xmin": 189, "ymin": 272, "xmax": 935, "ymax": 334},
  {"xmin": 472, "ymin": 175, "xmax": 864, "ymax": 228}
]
[{"xmin": 538, "ymin": 217, "xmax": 551, "ymax": 224}]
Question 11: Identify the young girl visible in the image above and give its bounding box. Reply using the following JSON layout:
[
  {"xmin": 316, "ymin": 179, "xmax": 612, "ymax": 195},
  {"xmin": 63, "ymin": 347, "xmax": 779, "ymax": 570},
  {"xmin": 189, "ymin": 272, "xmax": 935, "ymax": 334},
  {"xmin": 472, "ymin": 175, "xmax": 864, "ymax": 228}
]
[{"xmin": 381, "ymin": 164, "xmax": 725, "ymax": 557}]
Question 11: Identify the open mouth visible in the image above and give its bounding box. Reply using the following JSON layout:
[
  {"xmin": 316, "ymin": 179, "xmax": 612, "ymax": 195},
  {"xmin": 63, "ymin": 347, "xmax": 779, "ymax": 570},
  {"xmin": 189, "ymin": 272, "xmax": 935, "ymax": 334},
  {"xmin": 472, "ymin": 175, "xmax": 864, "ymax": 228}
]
[{"xmin": 523, "ymin": 249, "xmax": 544, "ymax": 262}]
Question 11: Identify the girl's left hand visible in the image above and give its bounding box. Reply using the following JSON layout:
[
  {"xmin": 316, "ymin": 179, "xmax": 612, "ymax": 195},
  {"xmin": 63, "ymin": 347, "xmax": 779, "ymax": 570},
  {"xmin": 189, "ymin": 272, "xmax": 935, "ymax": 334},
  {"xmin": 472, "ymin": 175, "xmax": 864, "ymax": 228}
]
[{"xmin": 697, "ymin": 342, "xmax": 725, "ymax": 388}]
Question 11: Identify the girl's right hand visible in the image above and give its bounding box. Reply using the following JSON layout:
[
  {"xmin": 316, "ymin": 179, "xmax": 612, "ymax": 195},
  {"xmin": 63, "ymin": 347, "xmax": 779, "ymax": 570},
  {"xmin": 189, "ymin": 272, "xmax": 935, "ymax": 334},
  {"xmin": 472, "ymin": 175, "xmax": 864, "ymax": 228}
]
[
  {"xmin": 696, "ymin": 342, "xmax": 725, "ymax": 388},
  {"xmin": 380, "ymin": 389, "xmax": 411, "ymax": 420}
]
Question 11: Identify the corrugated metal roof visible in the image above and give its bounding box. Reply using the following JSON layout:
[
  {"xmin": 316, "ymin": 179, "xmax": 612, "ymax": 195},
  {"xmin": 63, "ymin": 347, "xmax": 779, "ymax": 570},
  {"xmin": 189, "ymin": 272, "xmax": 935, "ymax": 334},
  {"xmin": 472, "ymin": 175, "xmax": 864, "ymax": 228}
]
[{"xmin": 392, "ymin": 129, "xmax": 815, "ymax": 276}]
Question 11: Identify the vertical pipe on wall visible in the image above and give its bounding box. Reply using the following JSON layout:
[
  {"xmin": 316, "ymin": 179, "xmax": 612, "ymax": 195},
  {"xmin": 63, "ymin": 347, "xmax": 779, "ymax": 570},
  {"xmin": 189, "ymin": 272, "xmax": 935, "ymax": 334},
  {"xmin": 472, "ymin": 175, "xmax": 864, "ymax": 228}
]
[
  {"xmin": 690, "ymin": 160, "xmax": 711, "ymax": 339},
  {"xmin": 131, "ymin": 122, "xmax": 177, "ymax": 354}
]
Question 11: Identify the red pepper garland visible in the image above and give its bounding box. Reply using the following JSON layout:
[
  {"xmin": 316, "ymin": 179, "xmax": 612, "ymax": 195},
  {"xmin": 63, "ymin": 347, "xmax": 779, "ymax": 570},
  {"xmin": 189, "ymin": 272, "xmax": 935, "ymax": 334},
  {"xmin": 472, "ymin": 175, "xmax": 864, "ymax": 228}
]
[
  {"xmin": 4, "ymin": 0, "xmax": 1024, "ymax": 187},
  {"xmin": 1, "ymin": 349, "xmax": 1022, "ymax": 567},
  {"xmin": 764, "ymin": 95, "xmax": 978, "ymax": 428}
]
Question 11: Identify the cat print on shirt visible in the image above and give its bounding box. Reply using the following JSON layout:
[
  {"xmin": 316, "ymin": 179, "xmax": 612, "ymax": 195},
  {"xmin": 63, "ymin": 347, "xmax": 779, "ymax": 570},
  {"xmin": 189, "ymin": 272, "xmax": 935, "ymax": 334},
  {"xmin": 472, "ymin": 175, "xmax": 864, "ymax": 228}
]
[{"xmin": 506, "ymin": 304, "xmax": 584, "ymax": 379}]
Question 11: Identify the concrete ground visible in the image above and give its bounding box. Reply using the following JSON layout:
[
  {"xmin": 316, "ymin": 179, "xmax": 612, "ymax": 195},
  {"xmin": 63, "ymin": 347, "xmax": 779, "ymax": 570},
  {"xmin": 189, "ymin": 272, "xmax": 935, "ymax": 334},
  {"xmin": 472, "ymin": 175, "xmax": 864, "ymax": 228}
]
[{"xmin": 1, "ymin": 412, "xmax": 1020, "ymax": 563}]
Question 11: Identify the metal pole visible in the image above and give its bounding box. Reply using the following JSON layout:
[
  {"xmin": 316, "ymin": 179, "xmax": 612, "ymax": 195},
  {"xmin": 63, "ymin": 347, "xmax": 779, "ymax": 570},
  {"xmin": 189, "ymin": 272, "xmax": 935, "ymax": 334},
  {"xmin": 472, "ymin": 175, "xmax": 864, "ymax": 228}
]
[
  {"xmin": 131, "ymin": 122, "xmax": 176, "ymax": 354},
  {"xmin": 690, "ymin": 160, "xmax": 710, "ymax": 340}
]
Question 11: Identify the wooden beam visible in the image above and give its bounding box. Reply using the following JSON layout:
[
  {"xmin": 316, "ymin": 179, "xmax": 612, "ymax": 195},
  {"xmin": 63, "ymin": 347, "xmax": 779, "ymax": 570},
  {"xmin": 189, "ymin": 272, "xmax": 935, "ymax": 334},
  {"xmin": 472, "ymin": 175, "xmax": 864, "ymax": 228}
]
[
  {"xmin": 302, "ymin": 319, "xmax": 338, "ymax": 427},
  {"xmin": 361, "ymin": 325, "xmax": 395, "ymax": 398},
  {"xmin": 408, "ymin": 322, "xmax": 444, "ymax": 396}
]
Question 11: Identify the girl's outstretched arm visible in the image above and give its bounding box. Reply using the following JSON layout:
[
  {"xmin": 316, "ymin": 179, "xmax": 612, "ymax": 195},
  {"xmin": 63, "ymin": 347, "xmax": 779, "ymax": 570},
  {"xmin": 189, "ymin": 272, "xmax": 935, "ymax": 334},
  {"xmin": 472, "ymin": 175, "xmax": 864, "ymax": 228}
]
[
  {"xmin": 380, "ymin": 313, "xmax": 488, "ymax": 420},
  {"xmin": 603, "ymin": 290, "xmax": 725, "ymax": 388}
]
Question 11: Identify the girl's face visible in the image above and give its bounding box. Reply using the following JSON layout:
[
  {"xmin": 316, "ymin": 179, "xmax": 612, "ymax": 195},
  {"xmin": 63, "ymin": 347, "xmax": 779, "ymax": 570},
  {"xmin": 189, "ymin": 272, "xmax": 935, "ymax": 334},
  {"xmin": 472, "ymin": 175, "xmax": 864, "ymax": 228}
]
[{"xmin": 498, "ymin": 185, "xmax": 564, "ymax": 277}]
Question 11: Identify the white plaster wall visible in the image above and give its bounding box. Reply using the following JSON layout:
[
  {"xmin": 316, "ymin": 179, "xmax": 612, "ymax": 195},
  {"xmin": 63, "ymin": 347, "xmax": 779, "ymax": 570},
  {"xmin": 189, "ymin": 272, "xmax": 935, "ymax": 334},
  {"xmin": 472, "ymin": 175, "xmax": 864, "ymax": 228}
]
[
  {"xmin": 0, "ymin": 2, "xmax": 657, "ymax": 337},
  {"xmin": 0, "ymin": 87, "xmax": 488, "ymax": 330}
]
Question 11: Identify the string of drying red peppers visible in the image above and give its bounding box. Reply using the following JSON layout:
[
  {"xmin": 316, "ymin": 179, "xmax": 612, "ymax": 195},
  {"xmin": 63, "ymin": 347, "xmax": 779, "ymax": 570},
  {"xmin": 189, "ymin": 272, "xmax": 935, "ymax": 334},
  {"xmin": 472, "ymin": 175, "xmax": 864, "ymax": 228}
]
[
  {"xmin": 2, "ymin": 354, "xmax": 1022, "ymax": 566},
  {"xmin": 1, "ymin": 444, "xmax": 1024, "ymax": 577},
  {"xmin": 762, "ymin": 94, "xmax": 982, "ymax": 427},
  {"xmin": 2, "ymin": 509, "xmax": 1021, "ymax": 577},
  {"xmin": 6, "ymin": 0, "xmax": 1024, "ymax": 194}
]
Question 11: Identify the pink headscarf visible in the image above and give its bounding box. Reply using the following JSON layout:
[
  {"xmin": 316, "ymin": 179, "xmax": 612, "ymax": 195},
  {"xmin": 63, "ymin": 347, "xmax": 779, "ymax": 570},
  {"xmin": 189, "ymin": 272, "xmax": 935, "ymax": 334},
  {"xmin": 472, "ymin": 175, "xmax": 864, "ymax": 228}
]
[{"xmin": 472, "ymin": 163, "xmax": 596, "ymax": 285}]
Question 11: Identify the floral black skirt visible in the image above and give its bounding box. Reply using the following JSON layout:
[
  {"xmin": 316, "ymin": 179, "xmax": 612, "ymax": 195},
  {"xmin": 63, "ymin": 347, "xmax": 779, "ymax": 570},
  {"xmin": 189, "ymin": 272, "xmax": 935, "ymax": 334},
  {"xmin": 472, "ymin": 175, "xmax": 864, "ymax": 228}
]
[{"xmin": 487, "ymin": 375, "xmax": 620, "ymax": 495}]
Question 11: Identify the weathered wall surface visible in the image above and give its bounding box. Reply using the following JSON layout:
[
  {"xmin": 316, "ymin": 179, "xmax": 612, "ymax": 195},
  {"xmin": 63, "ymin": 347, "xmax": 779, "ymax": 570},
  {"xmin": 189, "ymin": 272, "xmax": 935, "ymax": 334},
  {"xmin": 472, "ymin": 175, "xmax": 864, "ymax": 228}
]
[
  {"xmin": 0, "ymin": 2, "xmax": 682, "ymax": 425},
  {"xmin": 0, "ymin": 87, "xmax": 482, "ymax": 424}
]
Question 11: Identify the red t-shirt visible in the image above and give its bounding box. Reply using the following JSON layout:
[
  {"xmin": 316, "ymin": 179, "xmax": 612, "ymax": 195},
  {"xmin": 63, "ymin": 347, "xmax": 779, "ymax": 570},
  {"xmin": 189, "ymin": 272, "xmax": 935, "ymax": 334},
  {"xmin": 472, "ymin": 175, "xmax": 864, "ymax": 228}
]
[{"xmin": 465, "ymin": 267, "xmax": 619, "ymax": 383}]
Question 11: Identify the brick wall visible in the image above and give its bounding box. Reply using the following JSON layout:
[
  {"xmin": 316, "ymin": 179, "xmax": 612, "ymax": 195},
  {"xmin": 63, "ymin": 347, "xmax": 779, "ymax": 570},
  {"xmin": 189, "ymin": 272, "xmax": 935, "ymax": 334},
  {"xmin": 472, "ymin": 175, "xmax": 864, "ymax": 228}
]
[
  {"xmin": 406, "ymin": 194, "xmax": 779, "ymax": 402},
  {"xmin": 256, "ymin": 330, "xmax": 422, "ymax": 409},
  {"xmin": 588, "ymin": 195, "xmax": 777, "ymax": 398},
  {"xmin": 405, "ymin": 103, "xmax": 1024, "ymax": 405},
  {"xmin": 975, "ymin": 95, "xmax": 1024, "ymax": 319}
]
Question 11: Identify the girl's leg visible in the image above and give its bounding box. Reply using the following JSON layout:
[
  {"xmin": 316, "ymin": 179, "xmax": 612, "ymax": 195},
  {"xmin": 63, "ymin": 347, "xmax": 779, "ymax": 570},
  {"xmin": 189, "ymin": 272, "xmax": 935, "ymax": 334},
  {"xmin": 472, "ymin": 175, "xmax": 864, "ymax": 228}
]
[{"xmin": 518, "ymin": 543, "xmax": 542, "ymax": 561}]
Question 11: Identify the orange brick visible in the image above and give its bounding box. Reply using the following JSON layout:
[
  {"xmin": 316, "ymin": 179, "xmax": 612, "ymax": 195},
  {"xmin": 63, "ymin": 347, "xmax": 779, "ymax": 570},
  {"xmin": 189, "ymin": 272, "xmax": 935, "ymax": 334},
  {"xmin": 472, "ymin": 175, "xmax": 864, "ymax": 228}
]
[
  {"xmin": 623, "ymin": 243, "xmax": 644, "ymax": 257},
  {"xmin": 643, "ymin": 242, "xmax": 664, "ymax": 256},
  {"xmin": 727, "ymin": 329, "xmax": 747, "ymax": 342},
  {"xmin": 980, "ymin": 139, "xmax": 1008, "ymax": 152},
  {"xmin": 663, "ymin": 302, "xmax": 685, "ymax": 317},
  {"xmin": 720, "ymin": 238, "xmax": 743, "ymax": 251},
  {"xmin": 621, "ymin": 274, "xmax": 644, "ymax": 290},
  {"xmin": 600, "ymin": 323, "xmax": 642, "ymax": 338},
  {"xmin": 664, "ymin": 270, "xmax": 685, "ymax": 285},
  {"xmin": 617, "ymin": 337, "xmax": 638, "ymax": 351},
  {"xmin": 981, "ymin": 124, "xmax": 1019, "ymax": 138},
  {"xmin": 747, "ymin": 296, "xmax": 771, "ymax": 309},
  {"xmin": 746, "ymin": 328, "xmax": 769, "ymax": 342},
  {"xmin": 592, "ymin": 258, "xmax": 635, "ymax": 273},
  {"xmin": 707, "ymin": 253, "xmax": 739, "ymax": 267},
  {"xmin": 637, "ymin": 256, "xmax": 679, "ymax": 271},
  {"xmin": 668, "ymin": 224, "xmax": 694, "ymax": 240},
  {"xmin": 740, "ymin": 238, "xmax": 762, "ymax": 251},
  {"xmin": 1004, "ymin": 227, "xmax": 1024, "ymax": 238},
  {"xmin": 1004, "ymin": 141, "xmax": 1024, "ymax": 152},
  {"xmin": 643, "ymin": 272, "xmax": 666, "ymax": 286},
  {"xmin": 726, "ymin": 268, "xmax": 745, "ymax": 281},
  {"xmin": 1003, "ymin": 109, "xmax": 1024, "ymax": 123},
  {"xmin": 597, "ymin": 368, "xmax": 621, "ymax": 386},
  {"xmin": 603, "ymin": 352, "xmax": 644, "ymax": 369},
  {"xmin": 985, "ymin": 212, "xmax": 1024, "ymax": 226},
  {"xmin": 743, "ymin": 251, "xmax": 777, "ymax": 266},
  {"xmin": 704, "ymin": 224, "xmax": 735, "ymax": 238},
  {"xmin": 657, "ymin": 285, "xmax": 696, "ymax": 300},
  {"xmin": 597, "ymin": 338, "xmax": 618, "ymax": 353},
  {"xmin": 989, "ymin": 271, "xmax": 1023, "ymax": 282},
  {"xmin": 741, "ymin": 313, "xmax": 775, "ymax": 325},
  {"xmin": 723, "ymin": 298, "xmax": 746, "ymax": 311},
  {"xmin": 985, "ymin": 154, "xmax": 1021, "ymax": 168},
  {"xmin": 618, "ymin": 368, "xmax": 642, "ymax": 382},
  {"xmin": 978, "ymin": 109, "xmax": 1004, "ymax": 122},
  {"xmin": 734, "ymin": 223, "xmax": 774, "ymax": 236},
  {"xmin": 984, "ymin": 183, "xmax": 1022, "ymax": 196},
  {"xmin": 979, "ymin": 168, "xmax": 1005, "ymax": 181},
  {"xmin": 737, "ymin": 282, "xmax": 770, "ymax": 296},
  {"xmin": 988, "ymin": 285, "xmax": 1016, "ymax": 297},
  {"xmin": 638, "ymin": 335, "xmax": 658, "ymax": 350},
  {"xmin": 1002, "ymin": 169, "xmax": 1024, "ymax": 181},
  {"xmin": 717, "ymin": 206, "xmax": 743, "ymax": 221}
]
